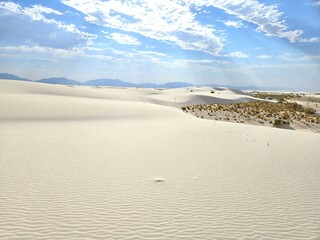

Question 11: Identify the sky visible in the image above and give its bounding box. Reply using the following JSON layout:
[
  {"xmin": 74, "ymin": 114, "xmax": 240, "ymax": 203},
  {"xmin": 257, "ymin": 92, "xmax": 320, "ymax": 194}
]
[{"xmin": 0, "ymin": 0, "xmax": 319, "ymax": 90}]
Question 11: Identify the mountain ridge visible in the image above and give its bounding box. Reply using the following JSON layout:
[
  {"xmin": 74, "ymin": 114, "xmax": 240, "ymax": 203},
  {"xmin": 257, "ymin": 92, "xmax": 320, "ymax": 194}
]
[
  {"xmin": 0, "ymin": 73, "xmax": 30, "ymax": 81},
  {"xmin": 0, "ymin": 73, "xmax": 307, "ymax": 91},
  {"xmin": 37, "ymin": 77, "xmax": 84, "ymax": 85}
]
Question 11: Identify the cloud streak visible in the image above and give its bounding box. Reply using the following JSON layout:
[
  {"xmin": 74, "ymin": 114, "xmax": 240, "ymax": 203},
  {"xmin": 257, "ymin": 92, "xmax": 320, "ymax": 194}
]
[
  {"xmin": 311, "ymin": 0, "xmax": 320, "ymax": 7},
  {"xmin": 0, "ymin": 2, "xmax": 96, "ymax": 49},
  {"xmin": 222, "ymin": 20, "xmax": 243, "ymax": 29},
  {"xmin": 186, "ymin": 0, "xmax": 304, "ymax": 43},
  {"xmin": 104, "ymin": 32, "xmax": 141, "ymax": 45},
  {"xmin": 61, "ymin": 0, "xmax": 319, "ymax": 56},
  {"xmin": 61, "ymin": 0, "xmax": 225, "ymax": 55}
]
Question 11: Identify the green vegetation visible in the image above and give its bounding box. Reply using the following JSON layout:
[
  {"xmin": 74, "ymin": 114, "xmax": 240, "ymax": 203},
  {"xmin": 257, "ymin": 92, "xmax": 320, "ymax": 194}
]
[{"xmin": 252, "ymin": 92, "xmax": 300, "ymax": 103}]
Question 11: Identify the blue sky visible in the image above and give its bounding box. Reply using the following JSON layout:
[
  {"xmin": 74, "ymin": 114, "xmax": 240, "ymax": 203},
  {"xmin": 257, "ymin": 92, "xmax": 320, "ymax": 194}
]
[{"xmin": 0, "ymin": 0, "xmax": 319, "ymax": 90}]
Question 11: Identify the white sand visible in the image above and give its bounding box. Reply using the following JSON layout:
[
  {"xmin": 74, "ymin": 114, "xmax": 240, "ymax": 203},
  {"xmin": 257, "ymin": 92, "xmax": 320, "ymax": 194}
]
[{"xmin": 0, "ymin": 80, "xmax": 320, "ymax": 240}]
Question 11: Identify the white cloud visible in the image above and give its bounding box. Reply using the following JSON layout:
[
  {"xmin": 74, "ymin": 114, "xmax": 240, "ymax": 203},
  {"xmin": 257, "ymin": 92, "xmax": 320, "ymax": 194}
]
[
  {"xmin": 311, "ymin": 0, "xmax": 320, "ymax": 7},
  {"xmin": 0, "ymin": 45, "xmax": 86, "ymax": 59},
  {"xmin": 0, "ymin": 45, "xmax": 122, "ymax": 61},
  {"xmin": 61, "ymin": 0, "xmax": 319, "ymax": 55},
  {"xmin": 0, "ymin": 45, "xmax": 134, "ymax": 67},
  {"xmin": 23, "ymin": 5, "xmax": 63, "ymax": 20},
  {"xmin": 255, "ymin": 53, "xmax": 320, "ymax": 62},
  {"xmin": 0, "ymin": 2, "xmax": 96, "ymax": 49},
  {"xmin": 134, "ymin": 50, "xmax": 168, "ymax": 57},
  {"xmin": 0, "ymin": 45, "xmax": 170, "ymax": 64},
  {"xmin": 154, "ymin": 58, "xmax": 225, "ymax": 69},
  {"xmin": 185, "ymin": 0, "xmax": 304, "ymax": 43},
  {"xmin": 176, "ymin": 59, "xmax": 214, "ymax": 65},
  {"xmin": 0, "ymin": 1, "xmax": 20, "ymax": 13},
  {"xmin": 226, "ymin": 51, "xmax": 249, "ymax": 58},
  {"xmin": 299, "ymin": 37, "xmax": 320, "ymax": 43},
  {"xmin": 277, "ymin": 53, "xmax": 296, "ymax": 61},
  {"xmin": 105, "ymin": 32, "xmax": 141, "ymax": 45},
  {"xmin": 0, "ymin": 3, "xmax": 64, "ymax": 19},
  {"xmin": 257, "ymin": 55, "xmax": 273, "ymax": 59},
  {"xmin": 222, "ymin": 20, "xmax": 243, "ymax": 28},
  {"xmin": 61, "ymin": 0, "xmax": 225, "ymax": 55}
]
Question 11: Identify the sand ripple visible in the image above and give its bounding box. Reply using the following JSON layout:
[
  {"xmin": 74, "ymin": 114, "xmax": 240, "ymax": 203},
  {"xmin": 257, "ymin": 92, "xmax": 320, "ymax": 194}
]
[
  {"xmin": 1, "ymin": 121, "xmax": 320, "ymax": 240},
  {"xmin": 0, "ymin": 82, "xmax": 320, "ymax": 239}
]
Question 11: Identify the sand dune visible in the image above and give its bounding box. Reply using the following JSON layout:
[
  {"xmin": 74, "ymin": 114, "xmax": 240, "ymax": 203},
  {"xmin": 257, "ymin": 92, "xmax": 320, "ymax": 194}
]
[{"xmin": 0, "ymin": 80, "xmax": 320, "ymax": 239}]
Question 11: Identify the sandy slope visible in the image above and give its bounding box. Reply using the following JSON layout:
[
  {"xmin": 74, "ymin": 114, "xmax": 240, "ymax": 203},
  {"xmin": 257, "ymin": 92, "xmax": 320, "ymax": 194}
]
[{"xmin": 0, "ymin": 80, "xmax": 320, "ymax": 240}]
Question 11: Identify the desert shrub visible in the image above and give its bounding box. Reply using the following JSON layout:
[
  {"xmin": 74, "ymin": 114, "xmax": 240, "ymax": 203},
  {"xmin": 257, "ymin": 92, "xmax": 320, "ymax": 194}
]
[
  {"xmin": 252, "ymin": 93, "xmax": 296, "ymax": 102},
  {"xmin": 283, "ymin": 112, "xmax": 290, "ymax": 120},
  {"xmin": 183, "ymin": 100, "xmax": 319, "ymax": 127},
  {"xmin": 304, "ymin": 107, "xmax": 316, "ymax": 114},
  {"xmin": 273, "ymin": 119, "xmax": 287, "ymax": 127}
]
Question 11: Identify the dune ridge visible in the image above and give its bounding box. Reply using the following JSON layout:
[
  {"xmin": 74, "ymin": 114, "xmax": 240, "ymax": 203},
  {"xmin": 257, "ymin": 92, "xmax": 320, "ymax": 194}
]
[{"xmin": 1, "ymin": 80, "xmax": 320, "ymax": 239}]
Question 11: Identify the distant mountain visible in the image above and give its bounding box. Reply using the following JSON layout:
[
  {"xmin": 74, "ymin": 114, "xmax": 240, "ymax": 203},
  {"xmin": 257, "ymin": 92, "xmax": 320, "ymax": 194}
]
[
  {"xmin": 0, "ymin": 73, "xmax": 30, "ymax": 81},
  {"xmin": 85, "ymin": 78, "xmax": 136, "ymax": 87},
  {"xmin": 162, "ymin": 82, "xmax": 194, "ymax": 88},
  {"xmin": 1, "ymin": 73, "xmax": 313, "ymax": 91},
  {"xmin": 37, "ymin": 77, "xmax": 83, "ymax": 85},
  {"xmin": 137, "ymin": 83, "xmax": 160, "ymax": 88}
]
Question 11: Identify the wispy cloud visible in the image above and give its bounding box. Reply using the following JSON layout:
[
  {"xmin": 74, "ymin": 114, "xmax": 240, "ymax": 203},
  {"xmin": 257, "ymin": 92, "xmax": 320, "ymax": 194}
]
[
  {"xmin": 222, "ymin": 20, "xmax": 243, "ymax": 29},
  {"xmin": 22, "ymin": 4, "xmax": 63, "ymax": 19},
  {"xmin": 0, "ymin": 45, "xmax": 85, "ymax": 58},
  {"xmin": 61, "ymin": 0, "xmax": 225, "ymax": 55},
  {"xmin": 104, "ymin": 32, "xmax": 141, "ymax": 45},
  {"xmin": 277, "ymin": 53, "xmax": 297, "ymax": 61},
  {"xmin": 257, "ymin": 53, "xmax": 320, "ymax": 61},
  {"xmin": 226, "ymin": 51, "xmax": 249, "ymax": 58},
  {"xmin": 0, "ymin": 45, "xmax": 113, "ymax": 61},
  {"xmin": 0, "ymin": 2, "xmax": 96, "ymax": 49},
  {"xmin": 0, "ymin": 2, "xmax": 63, "ymax": 20},
  {"xmin": 257, "ymin": 55, "xmax": 273, "ymax": 59},
  {"xmin": 186, "ymin": 0, "xmax": 304, "ymax": 43},
  {"xmin": 299, "ymin": 37, "xmax": 320, "ymax": 43},
  {"xmin": 134, "ymin": 50, "xmax": 168, "ymax": 57},
  {"xmin": 311, "ymin": 0, "xmax": 320, "ymax": 7}
]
